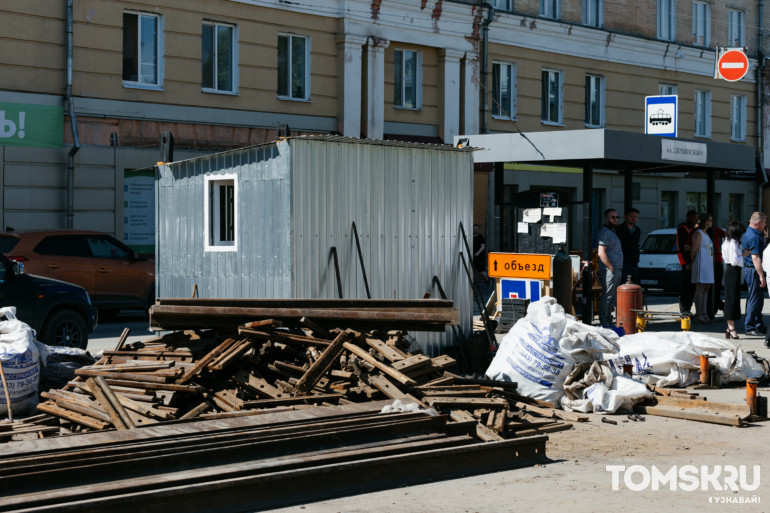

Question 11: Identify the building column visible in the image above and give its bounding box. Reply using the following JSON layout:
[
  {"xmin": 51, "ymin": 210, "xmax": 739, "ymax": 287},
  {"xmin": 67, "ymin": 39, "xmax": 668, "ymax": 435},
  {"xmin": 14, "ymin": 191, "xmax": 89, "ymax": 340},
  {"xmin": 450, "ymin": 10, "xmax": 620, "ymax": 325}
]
[
  {"xmin": 336, "ymin": 35, "xmax": 367, "ymax": 138},
  {"xmin": 463, "ymin": 52, "xmax": 480, "ymax": 135},
  {"xmin": 439, "ymin": 49, "xmax": 464, "ymax": 144},
  {"xmin": 365, "ymin": 37, "xmax": 389, "ymax": 140}
]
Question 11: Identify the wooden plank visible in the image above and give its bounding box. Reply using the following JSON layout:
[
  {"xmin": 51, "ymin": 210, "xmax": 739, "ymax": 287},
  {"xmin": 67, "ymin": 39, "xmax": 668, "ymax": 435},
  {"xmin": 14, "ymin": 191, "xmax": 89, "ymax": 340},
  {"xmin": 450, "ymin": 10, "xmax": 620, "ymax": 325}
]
[
  {"xmin": 299, "ymin": 317, "xmax": 333, "ymax": 339},
  {"xmin": 294, "ymin": 332, "xmax": 350, "ymax": 395},
  {"xmin": 114, "ymin": 327, "xmax": 131, "ymax": 351},
  {"xmin": 640, "ymin": 405, "xmax": 744, "ymax": 426},
  {"xmin": 209, "ymin": 339, "xmax": 256, "ymax": 371},
  {"xmin": 232, "ymin": 370, "xmax": 289, "ymax": 399},
  {"xmin": 87, "ymin": 377, "xmax": 137, "ymax": 430},
  {"xmin": 176, "ymin": 337, "xmax": 238, "ymax": 384},
  {"xmin": 239, "ymin": 394, "xmax": 343, "ymax": 409},
  {"xmin": 75, "ymin": 369, "xmax": 170, "ymax": 383},
  {"xmin": 476, "ymin": 423, "xmax": 505, "ymax": 441},
  {"xmin": 35, "ymin": 401, "xmax": 109, "ymax": 431},
  {"xmin": 514, "ymin": 423, "xmax": 574, "ymax": 437},
  {"xmin": 652, "ymin": 396, "xmax": 751, "ymax": 418},
  {"xmin": 391, "ymin": 354, "xmax": 431, "ymax": 373},
  {"xmin": 116, "ymin": 395, "xmax": 174, "ymax": 420},
  {"xmin": 366, "ymin": 338, "xmax": 406, "ymax": 362},
  {"xmin": 343, "ymin": 342, "xmax": 417, "ymax": 387},
  {"xmin": 449, "ymin": 410, "xmax": 477, "ymax": 423},
  {"xmin": 430, "ymin": 355, "xmax": 457, "ymax": 369},
  {"xmin": 104, "ymin": 379, "xmax": 203, "ymax": 393},
  {"xmin": 40, "ymin": 393, "xmax": 112, "ymax": 424},
  {"xmin": 366, "ymin": 374, "xmax": 408, "ymax": 400},
  {"xmin": 423, "ymin": 397, "xmax": 510, "ymax": 409},
  {"xmin": 179, "ymin": 401, "xmax": 213, "ymax": 420}
]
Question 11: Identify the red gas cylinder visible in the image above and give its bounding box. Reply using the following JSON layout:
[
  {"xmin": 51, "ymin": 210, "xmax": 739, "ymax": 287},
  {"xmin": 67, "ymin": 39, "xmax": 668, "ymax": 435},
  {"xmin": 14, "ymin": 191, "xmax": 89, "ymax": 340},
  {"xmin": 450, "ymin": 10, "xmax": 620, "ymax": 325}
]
[{"xmin": 616, "ymin": 277, "xmax": 642, "ymax": 335}]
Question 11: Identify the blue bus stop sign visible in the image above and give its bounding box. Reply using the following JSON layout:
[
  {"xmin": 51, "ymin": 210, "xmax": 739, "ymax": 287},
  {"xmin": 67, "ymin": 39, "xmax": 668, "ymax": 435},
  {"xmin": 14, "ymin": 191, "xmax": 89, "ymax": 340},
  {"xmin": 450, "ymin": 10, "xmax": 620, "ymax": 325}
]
[{"xmin": 645, "ymin": 95, "xmax": 677, "ymax": 137}]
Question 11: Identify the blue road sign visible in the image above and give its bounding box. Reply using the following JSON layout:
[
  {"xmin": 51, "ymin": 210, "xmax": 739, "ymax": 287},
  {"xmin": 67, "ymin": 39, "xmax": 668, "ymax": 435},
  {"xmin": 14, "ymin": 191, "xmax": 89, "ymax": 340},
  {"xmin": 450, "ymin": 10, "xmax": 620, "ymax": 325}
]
[{"xmin": 645, "ymin": 95, "xmax": 678, "ymax": 137}]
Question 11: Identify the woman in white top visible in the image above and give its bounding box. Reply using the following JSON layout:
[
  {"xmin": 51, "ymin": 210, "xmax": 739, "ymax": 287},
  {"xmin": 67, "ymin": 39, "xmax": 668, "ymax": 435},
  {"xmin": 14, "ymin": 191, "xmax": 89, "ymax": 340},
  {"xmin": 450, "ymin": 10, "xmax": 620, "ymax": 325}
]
[
  {"xmin": 721, "ymin": 221, "xmax": 746, "ymax": 339},
  {"xmin": 690, "ymin": 213, "xmax": 714, "ymax": 324}
]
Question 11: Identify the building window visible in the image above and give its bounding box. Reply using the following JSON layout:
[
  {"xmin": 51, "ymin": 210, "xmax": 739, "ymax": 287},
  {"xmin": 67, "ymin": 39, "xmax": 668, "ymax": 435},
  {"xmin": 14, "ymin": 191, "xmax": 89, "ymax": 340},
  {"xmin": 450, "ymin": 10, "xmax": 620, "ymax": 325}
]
[
  {"xmin": 394, "ymin": 49, "xmax": 422, "ymax": 110},
  {"xmin": 540, "ymin": 0, "xmax": 560, "ymax": 19},
  {"xmin": 583, "ymin": 0, "xmax": 603, "ymax": 27},
  {"xmin": 202, "ymin": 22, "xmax": 237, "ymax": 93},
  {"xmin": 541, "ymin": 69, "xmax": 563, "ymax": 125},
  {"xmin": 492, "ymin": 62, "xmax": 516, "ymax": 119},
  {"xmin": 204, "ymin": 175, "xmax": 237, "ymax": 251},
  {"xmin": 585, "ymin": 75, "xmax": 605, "ymax": 127},
  {"xmin": 660, "ymin": 191, "xmax": 677, "ymax": 228},
  {"xmin": 657, "ymin": 0, "xmax": 676, "ymax": 41},
  {"xmin": 731, "ymin": 95, "xmax": 747, "ymax": 141},
  {"xmin": 728, "ymin": 193, "xmax": 743, "ymax": 224},
  {"xmin": 659, "ymin": 83, "xmax": 677, "ymax": 96},
  {"xmin": 491, "ymin": 0, "xmax": 513, "ymax": 11},
  {"xmin": 692, "ymin": 1, "xmax": 711, "ymax": 47},
  {"xmin": 728, "ymin": 10, "xmax": 745, "ymax": 47},
  {"xmin": 122, "ymin": 12, "xmax": 162, "ymax": 87},
  {"xmin": 278, "ymin": 34, "xmax": 310, "ymax": 100},
  {"xmin": 694, "ymin": 90, "xmax": 711, "ymax": 138},
  {"xmin": 686, "ymin": 192, "xmax": 707, "ymax": 216}
]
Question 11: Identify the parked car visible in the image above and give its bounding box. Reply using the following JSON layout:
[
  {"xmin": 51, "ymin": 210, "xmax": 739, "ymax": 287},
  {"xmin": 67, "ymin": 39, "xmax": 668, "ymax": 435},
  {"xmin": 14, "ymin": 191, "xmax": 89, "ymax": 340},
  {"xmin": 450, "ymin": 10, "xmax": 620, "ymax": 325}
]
[
  {"xmin": 0, "ymin": 230, "xmax": 154, "ymax": 317},
  {"xmin": 0, "ymin": 253, "xmax": 97, "ymax": 348},
  {"xmin": 638, "ymin": 228, "xmax": 682, "ymax": 292}
]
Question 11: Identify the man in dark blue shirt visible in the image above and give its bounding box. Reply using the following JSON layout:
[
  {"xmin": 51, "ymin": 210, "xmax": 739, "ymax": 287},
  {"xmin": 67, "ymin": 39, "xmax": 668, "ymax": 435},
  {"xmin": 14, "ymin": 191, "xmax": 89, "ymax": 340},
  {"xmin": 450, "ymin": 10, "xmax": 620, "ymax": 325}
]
[
  {"xmin": 741, "ymin": 212, "xmax": 767, "ymax": 336},
  {"xmin": 615, "ymin": 207, "xmax": 641, "ymax": 284}
]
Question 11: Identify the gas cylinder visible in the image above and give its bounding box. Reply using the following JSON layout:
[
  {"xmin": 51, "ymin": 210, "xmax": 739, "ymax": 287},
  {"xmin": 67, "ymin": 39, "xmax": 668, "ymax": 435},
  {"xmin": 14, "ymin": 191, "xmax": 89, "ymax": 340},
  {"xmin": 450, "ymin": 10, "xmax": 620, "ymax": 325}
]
[
  {"xmin": 616, "ymin": 276, "xmax": 642, "ymax": 335},
  {"xmin": 552, "ymin": 245, "xmax": 573, "ymax": 314}
]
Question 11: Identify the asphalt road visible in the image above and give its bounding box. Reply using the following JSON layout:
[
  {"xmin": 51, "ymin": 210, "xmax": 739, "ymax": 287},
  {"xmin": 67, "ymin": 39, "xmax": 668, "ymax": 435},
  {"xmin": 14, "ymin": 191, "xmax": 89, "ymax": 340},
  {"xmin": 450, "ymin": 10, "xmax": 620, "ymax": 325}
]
[{"xmin": 86, "ymin": 310, "xmax": 156, "ymax": 354}]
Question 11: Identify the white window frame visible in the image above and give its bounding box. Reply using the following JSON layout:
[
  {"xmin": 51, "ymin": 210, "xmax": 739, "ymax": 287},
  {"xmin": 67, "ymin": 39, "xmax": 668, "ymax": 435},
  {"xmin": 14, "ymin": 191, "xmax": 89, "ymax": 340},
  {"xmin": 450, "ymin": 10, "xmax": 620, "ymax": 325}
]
[
  {"xmin": 122, "ymin": 11, "xmax": 164, "ymax": 90},
  {"xmin": 731, "ymin": 95, "xmax": 747, "ymax": 142},
  {"xmin": 492, "ymin": 62, "xmax": 517, "ymax": 120},
  {"xmin": 657, "ymin": 0, "xmax": 676, "ymax": 41},
  {"xmin": 204, "ymin": 174, "xmax": 238, "ymax": 252},
  {"xmin": 491, "ymin": 0, "xmax": 513, "ymax": 11},
  {"xmin": 277, "ymin": 34, "xmax": 311, "ymax": 101},
  {"xmin": 583, "ymin": 0, "xmax": 603, "ymax": 28},
  {"xmin": 659, "ymin": 83, "xmax": 678, "ymax": 96},
  {"xmin": 692, "ymin": 1, "xmax": 711, "ymax": 47},
  {"xmin": 541, "ymin": 68, "xmax": 564, "ymax": 126},
  {"xmin": 694, "ymin": 89, "xmax": 712, "ymax": 138},
  {"xmin": 585, "ymin": 74, "xmax": 605, "ymax": 128},
  {"xmin": 728, "ymin": 9, "xmax": 746, "ymax": 47},
  {"xmin": 201, "ymin": 22, "xmax": 238, "ymax": 95},
  {"xmin": 540, "ymin": 0, "xmax": 560, "ymax": 19},
  {"xmin": 393, "ymin": 49, "xmax": 423, "ymax": 110}
]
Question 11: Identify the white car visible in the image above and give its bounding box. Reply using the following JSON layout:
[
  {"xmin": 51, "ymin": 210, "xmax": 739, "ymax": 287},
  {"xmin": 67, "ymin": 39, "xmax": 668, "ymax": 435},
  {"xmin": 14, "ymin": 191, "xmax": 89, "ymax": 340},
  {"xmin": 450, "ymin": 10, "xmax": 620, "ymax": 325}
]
[{"xmin": 638, "ymin": 228, "xmax": 682, "ymax": 291}]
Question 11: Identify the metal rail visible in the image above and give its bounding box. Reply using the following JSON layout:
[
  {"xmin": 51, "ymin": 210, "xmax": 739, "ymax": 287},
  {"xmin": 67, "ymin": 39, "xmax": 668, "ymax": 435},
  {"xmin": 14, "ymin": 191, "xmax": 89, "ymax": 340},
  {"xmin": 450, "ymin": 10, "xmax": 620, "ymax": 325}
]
[
  {"xmin": 351, "ymin": 222, "xmax": 372, "ymax": 299},
  {"xmin": 329, "ymin": 247, "xmax": 344, "ymax": 299},
  {"xmin": 459, "ymin": 222, "xmax": 496, "ymax": 349}
]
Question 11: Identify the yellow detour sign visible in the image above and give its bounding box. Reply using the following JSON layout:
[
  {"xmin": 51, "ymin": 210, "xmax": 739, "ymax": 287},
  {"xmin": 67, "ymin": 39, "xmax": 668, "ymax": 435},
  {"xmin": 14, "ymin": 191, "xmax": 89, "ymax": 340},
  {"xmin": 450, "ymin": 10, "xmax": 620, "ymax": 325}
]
[{"xmin": 487, "ymin": 252, "xmax": 551, "ymax": 280}]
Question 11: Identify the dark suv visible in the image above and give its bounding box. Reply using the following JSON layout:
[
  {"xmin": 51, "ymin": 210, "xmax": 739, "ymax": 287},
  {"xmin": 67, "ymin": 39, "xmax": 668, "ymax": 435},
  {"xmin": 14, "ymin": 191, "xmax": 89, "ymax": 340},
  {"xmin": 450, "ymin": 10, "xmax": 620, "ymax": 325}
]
[{"xmin": 0, "ymin": 253, "xmax": 97, "ymax": 349}]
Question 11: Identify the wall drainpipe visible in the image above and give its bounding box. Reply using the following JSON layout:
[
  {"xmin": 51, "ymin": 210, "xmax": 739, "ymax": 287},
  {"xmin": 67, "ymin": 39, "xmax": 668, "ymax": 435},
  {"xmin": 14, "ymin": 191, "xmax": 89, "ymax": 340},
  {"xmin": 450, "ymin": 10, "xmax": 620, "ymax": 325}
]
[
  {"xmin": 480, "ymin": 3, "xmax": 494, "ymax": 134},
  {"xmin": 66, "ymin": 0, "xmax": 80, "ymax": 229}
]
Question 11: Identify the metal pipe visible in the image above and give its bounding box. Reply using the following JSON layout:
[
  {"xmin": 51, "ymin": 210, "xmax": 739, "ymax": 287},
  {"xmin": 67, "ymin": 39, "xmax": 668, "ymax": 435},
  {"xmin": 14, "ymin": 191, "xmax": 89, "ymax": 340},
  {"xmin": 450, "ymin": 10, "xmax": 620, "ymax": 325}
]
[
  {"xmin": 480, "ymin": 3, "xmax": 495, "ymax": 134},
  {"xmin": 66, "ymin": 0, "xmax": 81, "ymax": 229},
  {"xmin": 758, "ymin": 0, "xmax": 767, "ymax": 210}
]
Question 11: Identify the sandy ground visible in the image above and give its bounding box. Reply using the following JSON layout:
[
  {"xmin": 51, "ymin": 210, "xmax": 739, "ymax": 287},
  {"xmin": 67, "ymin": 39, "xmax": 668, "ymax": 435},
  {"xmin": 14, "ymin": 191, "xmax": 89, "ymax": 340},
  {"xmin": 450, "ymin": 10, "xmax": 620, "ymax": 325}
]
[{"xmin": 269, "ymin": 294, "xmax": 770, "ymax": 513}]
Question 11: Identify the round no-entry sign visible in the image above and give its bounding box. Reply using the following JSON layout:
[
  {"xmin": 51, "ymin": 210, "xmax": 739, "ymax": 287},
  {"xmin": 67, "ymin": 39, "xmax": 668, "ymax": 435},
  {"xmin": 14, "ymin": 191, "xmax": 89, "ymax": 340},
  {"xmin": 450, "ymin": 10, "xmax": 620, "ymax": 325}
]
[{"xmin": 717, "ymin": 50, "xmax": 749, "ymax": 82}]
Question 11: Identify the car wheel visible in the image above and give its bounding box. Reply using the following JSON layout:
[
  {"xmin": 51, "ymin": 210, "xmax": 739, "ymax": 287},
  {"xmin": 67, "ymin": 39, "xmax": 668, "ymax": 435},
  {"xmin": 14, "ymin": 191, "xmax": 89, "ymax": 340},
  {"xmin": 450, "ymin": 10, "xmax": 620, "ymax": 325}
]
[{"xmin": 41, "ymin": 310, "xmax": 88, "ymax": 349}]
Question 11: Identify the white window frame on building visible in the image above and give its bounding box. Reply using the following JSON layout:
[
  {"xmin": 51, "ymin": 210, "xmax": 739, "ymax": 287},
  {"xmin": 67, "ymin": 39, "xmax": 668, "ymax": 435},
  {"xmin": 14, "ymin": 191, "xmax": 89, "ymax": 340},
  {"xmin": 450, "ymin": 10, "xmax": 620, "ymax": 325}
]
[
  {"xmin": 728, "ymin": 9, "xmax": 746, "ymax": 47},
  {"xmin": 657, "ymin": 0, "xmax": 676, "ymax": 41},
  {"xmin": 692, "ymin": 1, "xmax": 711, "ymax": 47},
  {"xmin": 202, "ymin": 21, "xmax": 238, "ymax": 94},
  {"xmin": 731, "ymin": 95, "xmax": 747, "ymax": 142},
  {"xmin": 541, "ymin": 68, "xmax": 564, "ymax": 125},
  {"xmin": 492, "ymin": 62, "xmax": 516, "ymax": 120},
  {"xmin": 583, "ymin": 0, "xmax": 603, "ymax": 28},
  {"xmin": 204, "ymin": 174, "xmax": 238, "ymax": 252},
  {"xmin": 277, "ymin": 34, "xmax": 311, "ymax": 101},
  {"xmin": 491, "ymin": 0, "xmax": 513, "ymax": 11},
  {"xmin": 122, "ymin": 11, "xmax": 163, "ymax": 89},
  {"xmin": 585, "ymin": 74, "xmax": 605, "ymax": 128},
  {"xmin": 659, "ymin": 83, "xmax": 677, "ymax": 96},
  {"xmin": 540, "ymin": 0, "xmax": 560, "ymax": 19},
  {"xmin": 694, "ymin": 89, "xmax": 712, "ymax": 138},
  {"xmin": 394, "ymin": 49, "xmax": 423, "ymax": 110}
]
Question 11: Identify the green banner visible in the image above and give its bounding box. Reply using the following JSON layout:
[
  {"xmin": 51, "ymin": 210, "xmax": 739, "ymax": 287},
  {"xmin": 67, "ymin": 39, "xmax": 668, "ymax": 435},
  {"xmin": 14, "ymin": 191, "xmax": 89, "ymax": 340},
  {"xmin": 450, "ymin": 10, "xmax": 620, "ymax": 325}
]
[{"xmin": 0, "ymin": 102, "xmax": 63, "ymax": 148}]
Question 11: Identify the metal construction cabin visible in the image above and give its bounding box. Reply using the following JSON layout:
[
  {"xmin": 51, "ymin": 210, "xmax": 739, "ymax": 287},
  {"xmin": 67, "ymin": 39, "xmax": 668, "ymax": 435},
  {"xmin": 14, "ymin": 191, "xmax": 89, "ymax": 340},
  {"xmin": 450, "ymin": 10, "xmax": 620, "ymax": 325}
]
[{"xmin": 155, "ymin": 135, "xmax": 474, "ymax": 354}]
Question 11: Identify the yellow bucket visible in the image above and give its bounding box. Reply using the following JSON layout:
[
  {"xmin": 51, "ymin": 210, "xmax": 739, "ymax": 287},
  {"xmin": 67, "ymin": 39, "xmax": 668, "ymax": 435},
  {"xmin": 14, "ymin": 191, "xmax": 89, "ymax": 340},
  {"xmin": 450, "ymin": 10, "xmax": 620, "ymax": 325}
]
[{"xmin": 680, "ymin": 316, "xmax": 691, "ymax": 331}]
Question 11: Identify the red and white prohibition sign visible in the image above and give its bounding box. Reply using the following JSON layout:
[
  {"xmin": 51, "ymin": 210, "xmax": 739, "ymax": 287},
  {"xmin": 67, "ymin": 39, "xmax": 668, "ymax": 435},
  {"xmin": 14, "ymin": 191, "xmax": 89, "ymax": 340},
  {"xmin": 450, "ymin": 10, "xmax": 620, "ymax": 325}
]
[{"xmin": 717, "ymin": 49, "xmax": 749, "ymax": 82}]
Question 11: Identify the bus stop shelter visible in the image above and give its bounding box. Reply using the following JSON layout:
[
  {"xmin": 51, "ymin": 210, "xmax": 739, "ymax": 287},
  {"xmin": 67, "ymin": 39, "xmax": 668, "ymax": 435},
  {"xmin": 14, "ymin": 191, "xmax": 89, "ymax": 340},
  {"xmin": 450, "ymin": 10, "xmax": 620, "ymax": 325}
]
[{"xmin": 456, "ymin": 129, "xmax": 757, "ymax": 323}]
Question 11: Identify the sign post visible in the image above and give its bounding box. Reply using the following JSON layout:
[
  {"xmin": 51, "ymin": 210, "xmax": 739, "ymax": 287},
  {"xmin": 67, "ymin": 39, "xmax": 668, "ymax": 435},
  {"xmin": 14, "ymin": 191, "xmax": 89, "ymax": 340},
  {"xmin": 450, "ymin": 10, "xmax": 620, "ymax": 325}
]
[
  {"xmin": 715, "ymin": 47, "xmax": 749, "ymax": 82},
  {"xmin": 644, "ymin": 95, "xmax": 678, "ymax": 137}
]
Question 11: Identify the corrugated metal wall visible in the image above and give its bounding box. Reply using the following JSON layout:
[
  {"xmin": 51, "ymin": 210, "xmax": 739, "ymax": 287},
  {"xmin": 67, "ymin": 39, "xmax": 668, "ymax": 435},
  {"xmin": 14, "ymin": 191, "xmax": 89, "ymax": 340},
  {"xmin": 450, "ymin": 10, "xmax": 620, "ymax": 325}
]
[
  {"xmin": 156, "ymin": 137, "xmax": 473, "ymax": 354},
  {"xmin": 156, "ymin": 143, "xmax": 292, "ymax": 300}
]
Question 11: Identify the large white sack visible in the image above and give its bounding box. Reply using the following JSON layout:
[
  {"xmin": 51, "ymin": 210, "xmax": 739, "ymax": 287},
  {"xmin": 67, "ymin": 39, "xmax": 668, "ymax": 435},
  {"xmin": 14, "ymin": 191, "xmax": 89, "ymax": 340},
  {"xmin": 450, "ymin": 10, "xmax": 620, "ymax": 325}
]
[
  {"xmin": 486, "ymin": 297, "xmax": 620, "ymax": 405},
  {"xmin": 604, "ymin": 331, "xmax": 765, "ymax": 387},
  {"xmin": 0, "ymin": 307, "xmax": 41, "ymax": 416}
]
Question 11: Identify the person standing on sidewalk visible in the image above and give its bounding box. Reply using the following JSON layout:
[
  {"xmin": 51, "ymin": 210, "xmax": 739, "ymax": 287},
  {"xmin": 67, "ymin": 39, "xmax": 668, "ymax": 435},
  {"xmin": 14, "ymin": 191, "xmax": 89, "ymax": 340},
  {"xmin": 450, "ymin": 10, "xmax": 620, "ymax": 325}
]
[
  {"xmin": 690, "ymin": 213, "xmax": 714, "ymax": 324},
  {"xmin": 721, "ymin": 221, "xmax": 746, "ymax": 339},
  {"xmin": 763, "ymin": 241, "xmax": 770, "ymax": 347},
  {"xmin": 676, "ymin": 210, "xmax": 698, "ymax": 316},
  {"xmin": 741, "ymin": 212, "xmax": 767, "ymax": 336},
  {"xmin": 615, "ymin": 207, "xmax": 641, "ymax": 284},
  {"xmin": 597, "ymin": 209, "xmax": 624, "ymax": 327}
]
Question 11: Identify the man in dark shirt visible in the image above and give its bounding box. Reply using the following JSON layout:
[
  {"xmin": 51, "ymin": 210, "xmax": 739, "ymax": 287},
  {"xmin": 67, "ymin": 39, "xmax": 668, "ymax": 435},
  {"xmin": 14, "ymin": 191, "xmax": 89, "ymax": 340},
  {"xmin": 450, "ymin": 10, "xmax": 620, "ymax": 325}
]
[
  {"xmin": 676, "ymin": 210, "xmax": 698, "ymax": 316},
  {"xmin": 741, "ymin": 212, "xmax": 767, "ymax": 336},
  {"xmin": 615, "ymin": 207, "xmax": 641, "ymax": 284}
]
